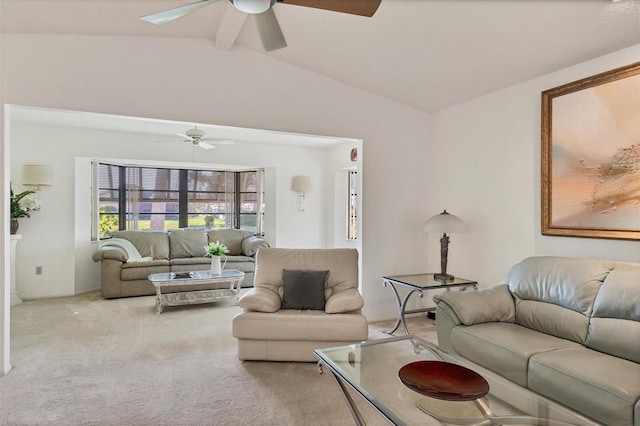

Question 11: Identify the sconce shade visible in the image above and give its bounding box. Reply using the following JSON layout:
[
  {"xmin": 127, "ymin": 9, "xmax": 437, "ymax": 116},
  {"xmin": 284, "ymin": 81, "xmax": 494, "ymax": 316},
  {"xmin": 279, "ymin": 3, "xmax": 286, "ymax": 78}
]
[
  {"xmin": 22, "ymin": 164, "xmax": 53, "ymax": 186},
  {"xmin": 423, "ymin": 210, "xmax": 467, "ymax": 234},
  {"xmin": 291, "ymin": 176, "xmax": 312, "ymax": 193}
]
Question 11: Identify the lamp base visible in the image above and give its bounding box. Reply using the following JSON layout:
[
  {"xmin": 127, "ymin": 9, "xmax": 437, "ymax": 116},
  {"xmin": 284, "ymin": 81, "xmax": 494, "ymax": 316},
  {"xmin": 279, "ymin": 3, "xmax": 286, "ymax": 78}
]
[{"xmin": 434, "ymin": 273, "xmax": 455, "ymax": 282}]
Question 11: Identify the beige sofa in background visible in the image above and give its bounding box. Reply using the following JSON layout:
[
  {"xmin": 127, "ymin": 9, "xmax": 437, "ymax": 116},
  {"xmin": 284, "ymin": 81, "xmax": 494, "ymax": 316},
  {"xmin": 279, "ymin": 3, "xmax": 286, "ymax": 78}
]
[
  {"xmin": 92, "ymin": 228, "xmax": 269, "ymax": 298},
  {"xmin": 434, "ymin": 256, "xmax": 640, "ymax": 426},
  {"xmin": 232, "ymin": 247, "xmax": 369, "ymax": 362}
]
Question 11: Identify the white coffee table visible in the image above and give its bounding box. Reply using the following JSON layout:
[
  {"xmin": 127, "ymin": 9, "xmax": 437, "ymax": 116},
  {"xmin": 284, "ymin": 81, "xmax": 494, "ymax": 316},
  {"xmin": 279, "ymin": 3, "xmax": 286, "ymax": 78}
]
[{"xmin": 148, "ymin": 270, "xmax": 245, "ymax": 314}]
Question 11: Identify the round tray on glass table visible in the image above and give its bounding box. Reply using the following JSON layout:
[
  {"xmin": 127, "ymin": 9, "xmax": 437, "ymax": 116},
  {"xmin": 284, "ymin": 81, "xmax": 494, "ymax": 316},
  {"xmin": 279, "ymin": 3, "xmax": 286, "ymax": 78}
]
[
  {"xmin": 398, "ymin": 361, "xmax": 576, "ymax": 425},
  {"xmin": 399, "ymin": 360, "xmax": 490, "ymax": 401}
]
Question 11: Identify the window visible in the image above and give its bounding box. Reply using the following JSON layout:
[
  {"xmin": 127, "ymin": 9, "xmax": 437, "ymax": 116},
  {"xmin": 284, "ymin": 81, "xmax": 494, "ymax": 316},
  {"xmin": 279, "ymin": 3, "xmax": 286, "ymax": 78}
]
[
  {"xmin": 94, "ymin": 163, "xmax": 264, "ymax": 239},
  {"xmin": 347, "ymin": 170, "xmax": 358, "ymax": 240}
]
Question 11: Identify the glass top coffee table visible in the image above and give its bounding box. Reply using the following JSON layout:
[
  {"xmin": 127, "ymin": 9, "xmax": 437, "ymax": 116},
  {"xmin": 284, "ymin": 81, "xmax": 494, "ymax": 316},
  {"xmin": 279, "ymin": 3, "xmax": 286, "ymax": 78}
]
[
  {"xmin": 148, "ymin": 270, "xmax": 244, "ymax": 314},
  {"xmin": 315, "ymin": 336, "xmax": 585, "ymax": 426}
]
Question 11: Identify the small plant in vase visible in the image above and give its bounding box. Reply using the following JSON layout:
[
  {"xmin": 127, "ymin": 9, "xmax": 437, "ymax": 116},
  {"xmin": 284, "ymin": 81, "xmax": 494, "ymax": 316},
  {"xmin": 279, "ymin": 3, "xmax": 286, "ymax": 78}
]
[
  {"xmin": 10, "ymin": 187, "xmax": 35, "ymax": 235},
  {"xmin": 205, "ymin": 241, "xmax": 229, "ymax": 275}
]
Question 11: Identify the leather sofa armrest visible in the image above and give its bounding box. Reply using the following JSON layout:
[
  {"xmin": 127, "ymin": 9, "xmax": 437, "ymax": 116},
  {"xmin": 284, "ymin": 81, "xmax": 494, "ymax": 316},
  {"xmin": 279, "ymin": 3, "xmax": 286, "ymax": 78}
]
[
  {"xmin": 238, "ymin": 287, "xmax": 281, "ymax": 313},
  {"xmin": 241, "ymin": 236, "xmax": 270, "ymax": 257},
  {"xmin": 325, "ymin": 288, "xmax": 364, "ymax": 313},
  {"xmin": 433, "ymin": 284, "xmax": 516, "ymax": 326},
  {"xmin": 92, "ymin": 247, "xmax": 127, "ymax": 263}
]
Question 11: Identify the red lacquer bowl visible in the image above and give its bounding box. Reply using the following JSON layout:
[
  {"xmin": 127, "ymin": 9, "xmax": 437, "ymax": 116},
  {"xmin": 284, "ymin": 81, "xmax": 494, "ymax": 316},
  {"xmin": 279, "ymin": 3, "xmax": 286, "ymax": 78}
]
[{"xmin": 398, "ymin": 361, "xmax": 489, "ymax": 401}]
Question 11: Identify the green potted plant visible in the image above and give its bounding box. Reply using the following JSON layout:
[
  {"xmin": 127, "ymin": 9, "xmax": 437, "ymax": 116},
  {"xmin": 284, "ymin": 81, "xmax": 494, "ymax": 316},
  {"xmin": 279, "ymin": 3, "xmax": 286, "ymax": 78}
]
[
  {"xmin": 10, "ymin": 187, "xmax": 35, "ymax": 235},
  {"xmin": 205, "ymin": 241, "xmax": 229, "ymax": 275}
]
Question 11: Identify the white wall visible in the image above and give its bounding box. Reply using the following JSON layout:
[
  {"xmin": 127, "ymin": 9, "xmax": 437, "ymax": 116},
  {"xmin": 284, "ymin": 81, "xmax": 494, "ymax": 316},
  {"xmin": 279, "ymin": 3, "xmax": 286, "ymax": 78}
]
[
  {"xmin": 0, "ymin": 32, "xmax": 431, "ymax": 370},
  {"xmin": 10, "ymin": 123, "xmax": 345, "ymax": 299},
  {"xmin": 426, "ymin": 45, "xmax": 640, "ymax": 290}
]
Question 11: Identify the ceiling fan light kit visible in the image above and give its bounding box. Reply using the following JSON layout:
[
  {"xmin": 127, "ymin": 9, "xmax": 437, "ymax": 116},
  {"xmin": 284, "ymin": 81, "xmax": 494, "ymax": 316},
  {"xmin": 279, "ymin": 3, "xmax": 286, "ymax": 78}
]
[
  {"xmin": 140, "ymin": 0, "xmax": 381, "ymax": 51},
  {"xmin": 230, "ymin": 0, "xmax": 276, "ymax": 14}
]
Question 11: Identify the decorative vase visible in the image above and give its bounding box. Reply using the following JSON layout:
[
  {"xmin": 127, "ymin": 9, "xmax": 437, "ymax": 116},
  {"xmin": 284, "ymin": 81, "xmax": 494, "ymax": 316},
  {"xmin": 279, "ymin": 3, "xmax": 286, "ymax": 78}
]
[
  {"xmin": 10, "ymin": 219, "xmax": 19, "ymax": 235},
  {"xmin": 210, "ymin": 256, "xmax": 222, "ymax": 275}
]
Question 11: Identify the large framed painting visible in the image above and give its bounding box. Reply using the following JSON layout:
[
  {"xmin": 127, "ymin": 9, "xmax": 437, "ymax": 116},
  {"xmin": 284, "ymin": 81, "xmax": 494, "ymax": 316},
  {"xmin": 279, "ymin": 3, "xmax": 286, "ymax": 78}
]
[{"xmin": 541, "ymin": 62, "xmax": 640, "ymax": 240}]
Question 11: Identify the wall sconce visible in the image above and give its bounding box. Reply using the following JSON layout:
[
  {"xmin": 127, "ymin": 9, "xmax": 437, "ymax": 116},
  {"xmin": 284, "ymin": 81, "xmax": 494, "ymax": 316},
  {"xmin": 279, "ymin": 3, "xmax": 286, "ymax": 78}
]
[
  {"xmin": 22, "ymin": 164, "xmax": 53, "ymax": 211},
  {"xmin": 291, "ymin": 176, "xmax": 311, "ymax": 212},
  {"xmin": 423, "ymin": 210, "xmax": 468, "ymax": 281}
]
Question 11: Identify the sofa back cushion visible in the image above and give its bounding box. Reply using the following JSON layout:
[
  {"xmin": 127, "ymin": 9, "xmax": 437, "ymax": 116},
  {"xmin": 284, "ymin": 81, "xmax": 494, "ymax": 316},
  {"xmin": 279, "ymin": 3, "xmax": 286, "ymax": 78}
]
[
  {"xmin": 254, "ymin": 248, "xmax": 358, "ymax": 300},
  {"xmin": 587, "ymin": 262, "xmax": 640, "ymax": 363},
  {"xmin": 208, "ymin": 229, "xmax": 252, "ymax": 255},
  {"xmin": 168, "ymin": 228, "xmax": 208, "ymax": 258},
  {"xmin": 506, "ymin": 256, "xmax": 613, "ymax": 344},
  {"xmin": 111, "ymin": 231, "xmax": 170, "ymax": 260}
]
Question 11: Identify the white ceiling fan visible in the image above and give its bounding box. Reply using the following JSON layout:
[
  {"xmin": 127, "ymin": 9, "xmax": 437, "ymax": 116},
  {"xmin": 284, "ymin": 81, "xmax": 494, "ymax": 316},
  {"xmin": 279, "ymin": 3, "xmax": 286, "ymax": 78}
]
[
  {"xmin": 140, "ymin": 0, "xmax": 382, "ymax": 52},
  {"xmin": 173, "ymin": 126, "xmax": 235, "ymax": 150}
]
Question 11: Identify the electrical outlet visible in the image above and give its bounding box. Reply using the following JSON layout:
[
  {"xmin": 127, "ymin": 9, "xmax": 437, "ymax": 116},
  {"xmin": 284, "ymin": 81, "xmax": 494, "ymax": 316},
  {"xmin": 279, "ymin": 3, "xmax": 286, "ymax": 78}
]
[{"xmin": 36, "ymin": 266, "xmax": 43, "ymax": 275}]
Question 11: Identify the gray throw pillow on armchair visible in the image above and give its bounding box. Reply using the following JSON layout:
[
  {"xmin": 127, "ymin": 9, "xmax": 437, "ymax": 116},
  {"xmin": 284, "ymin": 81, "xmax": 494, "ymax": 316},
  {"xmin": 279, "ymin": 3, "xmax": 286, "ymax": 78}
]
[{"xmin": 281, "ymin": 269, "xmax": 328, "ymax": 310}]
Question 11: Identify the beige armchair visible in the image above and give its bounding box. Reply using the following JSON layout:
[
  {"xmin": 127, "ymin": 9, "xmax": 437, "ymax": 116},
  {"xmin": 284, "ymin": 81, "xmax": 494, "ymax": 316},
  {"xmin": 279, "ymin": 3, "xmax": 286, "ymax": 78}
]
[{"xmin": 232, "ymin": 248, "xmax": 369, "ymax": 361}]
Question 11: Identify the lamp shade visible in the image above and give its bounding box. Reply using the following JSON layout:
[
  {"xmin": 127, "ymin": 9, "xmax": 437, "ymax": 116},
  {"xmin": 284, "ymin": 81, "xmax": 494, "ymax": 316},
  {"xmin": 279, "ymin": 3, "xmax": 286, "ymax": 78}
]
[
  {"xmin": 291, "ymin": 176, "xmax": 312, "ymax": 193},
  {"xmin": 423, "ymin": 210, "xmax": 467, "ymax": 234},
  {"xmin": 22, "ymin": 164, "xmax": 52, "ymax": 186}
]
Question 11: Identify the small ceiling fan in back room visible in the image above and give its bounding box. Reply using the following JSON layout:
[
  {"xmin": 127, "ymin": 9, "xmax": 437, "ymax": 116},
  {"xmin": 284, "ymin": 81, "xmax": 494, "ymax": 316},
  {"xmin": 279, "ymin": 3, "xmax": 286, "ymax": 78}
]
[
  {"xmin": 140, "ymin": 0, "xmax": 382, "ymax": 52},
  {"xmin": 173, "ymin": 126, "xmax": 235, "ymax": 150}
]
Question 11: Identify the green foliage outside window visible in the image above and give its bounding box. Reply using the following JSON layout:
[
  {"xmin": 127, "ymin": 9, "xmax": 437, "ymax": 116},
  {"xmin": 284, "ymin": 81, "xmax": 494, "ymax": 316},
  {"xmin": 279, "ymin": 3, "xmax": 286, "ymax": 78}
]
[{"xmin": 99, "ymin": 207, "xmax": 119, "ymax": 238}]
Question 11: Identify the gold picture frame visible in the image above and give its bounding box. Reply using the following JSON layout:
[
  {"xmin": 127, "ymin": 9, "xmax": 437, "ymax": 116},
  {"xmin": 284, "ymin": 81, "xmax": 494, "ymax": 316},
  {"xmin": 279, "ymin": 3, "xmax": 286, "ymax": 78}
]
[{"xmin": 541, "ymin": 62, "xmax": 640, "ymax": 240}]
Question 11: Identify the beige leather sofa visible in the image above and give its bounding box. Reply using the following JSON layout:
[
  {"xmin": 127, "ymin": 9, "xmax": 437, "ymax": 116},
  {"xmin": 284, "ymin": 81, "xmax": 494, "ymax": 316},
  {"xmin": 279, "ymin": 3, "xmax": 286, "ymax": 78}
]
[
  {"xmin": 434, "ymin": 256, "xmax": 640, "ymax": 426},
  {"xmin": 232, "ymin": 248, "xmax": 369, "ymax": 361},
  {"xmin": 92, "ymin": 228, "xmax": 269, "ymax": 298}
]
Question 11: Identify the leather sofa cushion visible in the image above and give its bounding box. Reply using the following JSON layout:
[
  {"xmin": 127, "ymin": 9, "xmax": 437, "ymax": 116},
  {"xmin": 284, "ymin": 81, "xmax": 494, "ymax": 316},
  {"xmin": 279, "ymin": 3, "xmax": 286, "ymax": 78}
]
[
  {"xmin": 242, "ymin": 235, "xmax": 270, "ymax": 257},
  {"xmin": 121, "ymin": 260, "xmax": 170, "ymax": 280},
  {"xmin": 515, "ymin": 299, "xmax": 590, "ymax": 344},
  {"xmin": 253, "ymin": 248, "xmax": 359, "ymax": 300},
  {"xmin": 587, "ymin": 263, "xmax": 640, "ymax": 363},
  {"xmin": 506, "ymin": 256, "xmax": 612, "ymax": 314},
  {"xmin": 433, "ymin": 284, "xmax": 515, "ymax": 325},
  {"xmin": 325, "ymin": 288, "xmax": 364, "ymax": 314},
  {"xmin": 451, "ymin": 322, "xmax": 580, "ymax": 387},
  {"xmin": 208, "ymin": 229, "xmax": 252, "ymax": 255},
  {"xmin": 506, "ymin": 256, "xmax": 613, "ymax": 342},
  {"xmin": 168, "ymin": 228, "xmax": 207, "ymax": 258},
  {"xmin": 232, "ymin": 310, "xmax": 368, "ymax": 342},
  {"xmin": 111, "ymin": 231, "xmax": 170, "ymax": 259},
  {"xmin": 529, "ymin": 346, "xmax": 640, "ymax": 426},
  {"xmin": 239, "ymin": 288, "xmax": 281, "ymax": 313}
]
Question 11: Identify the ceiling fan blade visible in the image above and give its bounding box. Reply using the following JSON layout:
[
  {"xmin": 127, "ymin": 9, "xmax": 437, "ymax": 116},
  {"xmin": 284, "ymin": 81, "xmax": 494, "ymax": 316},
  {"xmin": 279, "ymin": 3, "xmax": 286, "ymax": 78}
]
[
  {"xmin": 205, "ymin": 139, "xmax": 235, "ymax": 144},
  {"xmin": 278, "ymin": 0, "xmax": 381, "ymax": 17},
  {"xmin": 216, "ymin": 4, "xmax": 249, "ymax": 50},
  {"xmin": 198, "ymin": 142, "xmax": 216, "ymax": 150},
  {"xmin": 253, "ymin": 8, "xmax": 287, "ymax": 52},
  {"xmin": 140, "ymin": 0, "xmax": 220, "ymax": 25}
]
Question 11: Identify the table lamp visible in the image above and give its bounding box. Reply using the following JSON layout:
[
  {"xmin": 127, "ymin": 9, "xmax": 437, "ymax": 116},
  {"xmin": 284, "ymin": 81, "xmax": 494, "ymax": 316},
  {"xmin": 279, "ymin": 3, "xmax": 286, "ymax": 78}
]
[{"xmin": 423, "ymin": 210, "xmax": 468, "ymax": 281}]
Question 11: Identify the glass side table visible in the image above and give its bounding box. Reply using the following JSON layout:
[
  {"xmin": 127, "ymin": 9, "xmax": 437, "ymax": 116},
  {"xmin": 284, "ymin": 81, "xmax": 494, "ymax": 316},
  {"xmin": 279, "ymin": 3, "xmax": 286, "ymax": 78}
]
[{"xmin": 383, "ymin": 273, "xmax": 477, "ymax": 335}]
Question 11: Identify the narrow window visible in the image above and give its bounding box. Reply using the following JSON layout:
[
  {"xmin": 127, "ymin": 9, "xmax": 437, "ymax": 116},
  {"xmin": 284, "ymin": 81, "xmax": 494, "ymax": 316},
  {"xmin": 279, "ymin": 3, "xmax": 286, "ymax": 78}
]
[{"xmin": 347, "ymin": 170, "xmax": 358, "ymax": 240}]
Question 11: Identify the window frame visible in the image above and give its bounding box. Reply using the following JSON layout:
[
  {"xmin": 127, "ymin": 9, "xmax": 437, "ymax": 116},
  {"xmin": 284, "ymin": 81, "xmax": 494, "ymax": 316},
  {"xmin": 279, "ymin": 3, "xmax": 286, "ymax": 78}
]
[{"xmin": 93, "ymin": 162, "xmax": 264, "ymax": 239}]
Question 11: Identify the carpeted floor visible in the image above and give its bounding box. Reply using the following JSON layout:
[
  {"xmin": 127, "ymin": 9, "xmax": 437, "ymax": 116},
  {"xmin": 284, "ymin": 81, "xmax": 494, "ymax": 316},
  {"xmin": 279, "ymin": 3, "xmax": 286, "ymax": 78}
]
[{"xmin": 1, "ymin": 291, "xmax": 440, "ymax": 426}]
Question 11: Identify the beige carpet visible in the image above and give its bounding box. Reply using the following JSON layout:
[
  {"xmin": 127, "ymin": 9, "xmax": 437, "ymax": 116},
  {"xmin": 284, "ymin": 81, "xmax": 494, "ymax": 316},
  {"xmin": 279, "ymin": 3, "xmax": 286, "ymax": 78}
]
[{"xmin": 2, "ymin": 292, "xmax": 441, "ymax": 426}]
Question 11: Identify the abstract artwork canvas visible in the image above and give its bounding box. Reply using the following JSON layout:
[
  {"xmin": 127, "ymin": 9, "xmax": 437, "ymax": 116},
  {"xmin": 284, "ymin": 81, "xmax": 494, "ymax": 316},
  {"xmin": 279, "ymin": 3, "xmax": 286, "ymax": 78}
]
[{"xmin": 541, "ymin": 62, "xmax": 640, "ymax": 240}]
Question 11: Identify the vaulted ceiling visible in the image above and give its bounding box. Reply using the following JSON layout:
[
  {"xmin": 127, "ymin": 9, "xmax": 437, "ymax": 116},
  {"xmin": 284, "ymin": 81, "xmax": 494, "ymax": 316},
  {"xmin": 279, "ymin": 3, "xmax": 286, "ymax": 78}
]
[{"xmin": 1, "ymin": 0, "xmax": 639, "ymax": 112}]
